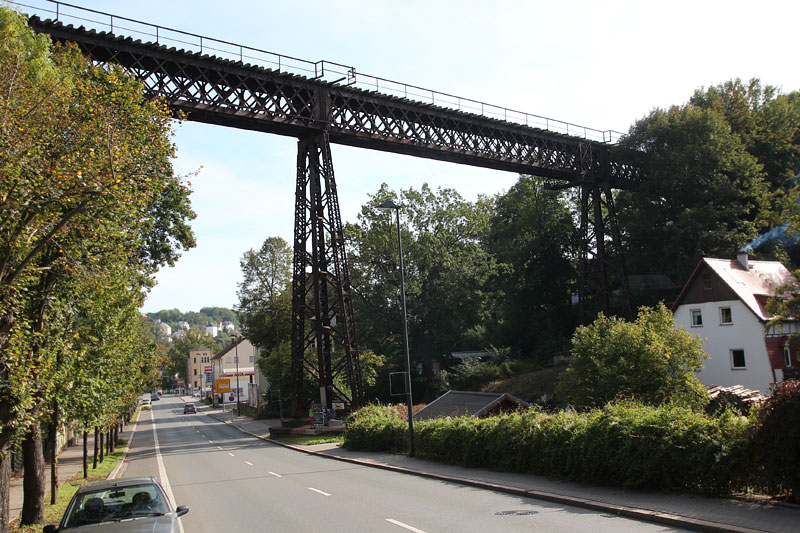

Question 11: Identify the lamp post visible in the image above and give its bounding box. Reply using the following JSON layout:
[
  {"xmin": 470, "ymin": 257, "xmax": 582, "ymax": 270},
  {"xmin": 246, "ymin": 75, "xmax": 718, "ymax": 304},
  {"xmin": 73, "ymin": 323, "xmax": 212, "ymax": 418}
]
[
  {"xmin": 377, "ymin": 199, "xmax": 415, "ymax": 457},
  {"xmin": 234, "ymin": 336, "xmax": 241, "ymax": 417},
  {"xmin": 266, "ymin": 305, "xmax": 283, "ymax": 421}
]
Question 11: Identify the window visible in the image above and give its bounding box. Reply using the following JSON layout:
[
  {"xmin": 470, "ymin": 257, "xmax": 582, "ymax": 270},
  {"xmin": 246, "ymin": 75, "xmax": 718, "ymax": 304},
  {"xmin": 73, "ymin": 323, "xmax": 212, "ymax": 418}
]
[
  {"xmin": 691, "ymin": 309, "xmax": 703, "ymax": 327},
  {"xmin": 720, "ymin": 307, "xmax": 732, "ymax": 324},
  {"xmin": 193, "ymin": 357, "xmax": 197, "ymax": 363},
  {"xmin": 193, "ymin": 368, "xmax": 197, "ymax": 375},
  {"xmin": 249, "ymin": 356, "xmax": 255, "ymax": 362},
  {"xmin": 703, "ymin": 275, "xmax": 712, "ymax": 290},
  {"xmin": 731, "ymin": 349, "xmax": 746, "ymax": 369},
  {"xmin": 785, "ymin": 345, "xmax": 793, "ymax": 368}
]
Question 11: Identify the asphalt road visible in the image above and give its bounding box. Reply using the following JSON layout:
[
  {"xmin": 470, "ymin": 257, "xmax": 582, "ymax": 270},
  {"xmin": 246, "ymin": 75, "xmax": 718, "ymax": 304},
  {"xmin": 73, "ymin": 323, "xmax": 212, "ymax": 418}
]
[{"xmin": 121, "ymin": 396, "xmax": 688, "ymax": 532}]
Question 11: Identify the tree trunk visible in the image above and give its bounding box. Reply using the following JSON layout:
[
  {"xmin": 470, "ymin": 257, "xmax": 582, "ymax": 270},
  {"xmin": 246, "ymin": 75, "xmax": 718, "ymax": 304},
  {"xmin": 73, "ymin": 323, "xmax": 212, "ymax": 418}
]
[
  {"xmin": 99, "ymin": 431, "xmax": 104, "ymax": 463},
  {"xmin": 20, "ymin": 422, "xmax": 45, "ymax": 526},
  {"xmin": 49, "ymin": 403, "xmax": 59, "ymax": 505},
  {"xmin": 0, "ymin": 454, "xmax": 11, "ymax": 533},
  {"xmin": 83, "ymin": 431, "xmax": 88, "ymax": 479},
  {"xmin": 93, "ymin": 427, "xmax": 98, "ymax": 468}
]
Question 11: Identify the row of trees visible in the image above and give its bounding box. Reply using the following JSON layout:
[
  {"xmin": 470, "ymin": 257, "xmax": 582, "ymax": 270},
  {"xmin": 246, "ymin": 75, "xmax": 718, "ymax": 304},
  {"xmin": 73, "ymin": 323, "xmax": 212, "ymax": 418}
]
[
  {"xmin": 0, "ymin": 9, "xmax": 195, "ymax": 530},
  {"xmin": 238, "ymin": 79, "xmax": 800, "ymax": 407}
]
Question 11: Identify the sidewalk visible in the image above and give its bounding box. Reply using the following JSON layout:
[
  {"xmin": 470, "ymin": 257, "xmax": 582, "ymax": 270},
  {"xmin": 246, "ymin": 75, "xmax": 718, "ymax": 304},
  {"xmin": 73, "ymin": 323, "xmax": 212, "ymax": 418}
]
[
  {"xmin": 8, "ymin": 421, "xmax": 133, "ymax": 525},
  {"xmin": 194, "ymin": 398, "xmax": 800, "ymax": 533}
]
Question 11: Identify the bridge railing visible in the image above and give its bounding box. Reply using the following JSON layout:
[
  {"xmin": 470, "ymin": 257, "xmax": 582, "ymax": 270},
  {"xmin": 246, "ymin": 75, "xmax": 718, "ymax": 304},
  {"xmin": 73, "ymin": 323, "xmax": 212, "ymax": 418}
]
[{"xmin": 9, "ymin": 0, "xmax": 624, "ymax": 143}]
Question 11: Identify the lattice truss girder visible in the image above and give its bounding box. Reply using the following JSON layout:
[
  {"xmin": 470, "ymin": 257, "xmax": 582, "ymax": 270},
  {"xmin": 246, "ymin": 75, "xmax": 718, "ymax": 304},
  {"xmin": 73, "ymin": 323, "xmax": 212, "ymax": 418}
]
[
  {"xmin": 291, "ymin": 134, "xmax": 362, "ymax": 413},
  {"xmin": 31, "ymin": 19, "xmax": 642, "ymax": 185}
]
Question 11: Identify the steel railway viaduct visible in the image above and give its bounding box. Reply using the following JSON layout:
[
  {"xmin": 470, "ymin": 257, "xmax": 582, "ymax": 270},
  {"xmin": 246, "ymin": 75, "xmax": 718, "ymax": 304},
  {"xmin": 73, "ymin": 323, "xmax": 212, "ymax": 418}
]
[{"xmin": 28, "ymin": 2, "xmax": 644, "ymax": 415}]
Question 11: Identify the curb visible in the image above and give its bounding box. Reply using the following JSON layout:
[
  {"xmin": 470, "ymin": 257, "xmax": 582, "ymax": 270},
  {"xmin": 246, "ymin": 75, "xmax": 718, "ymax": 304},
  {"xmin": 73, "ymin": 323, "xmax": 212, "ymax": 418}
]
[
  {"xmin": 109, "ymin": 409, "xmax": 140, "ymax": 479},
  {"xmin": 207, "ymin": 412, "xmax": 767, "ymax": 533}
]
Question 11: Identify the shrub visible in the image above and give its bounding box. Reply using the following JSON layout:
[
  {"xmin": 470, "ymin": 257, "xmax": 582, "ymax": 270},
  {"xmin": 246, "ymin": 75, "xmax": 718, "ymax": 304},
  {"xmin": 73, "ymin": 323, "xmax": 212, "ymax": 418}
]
[
  {"xmin": 344, "ymin": 401, "xmax": 752, "ymax": 494},
  {"xmin": 343, "ymin": 404, "xmax": 407, "ymax": 452},
  {"xmin": 556, "ymin": 304, "xmax": 709, "ymax": 409},
  {"xmin": 749, "ymin": 380, "xmax": 800, "ymax": 502}
]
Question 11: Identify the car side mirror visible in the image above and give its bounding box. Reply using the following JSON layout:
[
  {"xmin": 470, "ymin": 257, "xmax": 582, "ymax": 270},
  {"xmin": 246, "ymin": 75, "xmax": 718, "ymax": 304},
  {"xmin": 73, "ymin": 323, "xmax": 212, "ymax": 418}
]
[
  {"xmin": 43, "ymin": 525, "xmax": 58, "ymax": 533},
  {"xmin": 176, "ymin": 505, "xmax": 189, "ymax": 517}
]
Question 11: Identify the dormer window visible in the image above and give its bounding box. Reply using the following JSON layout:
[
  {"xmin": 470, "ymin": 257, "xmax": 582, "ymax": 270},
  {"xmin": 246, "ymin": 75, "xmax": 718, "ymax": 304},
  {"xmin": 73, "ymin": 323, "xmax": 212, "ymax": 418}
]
[
  {"xmin": 785, "ymin": 345, "xmax": 794, "ymax": 368},
  {"xmin": 719, "ymin": 307, "xmax": 732, "ymax": 325},
  {"xmin": 691, "ymin": 309, "xmax": 703, "ymax": 327}
]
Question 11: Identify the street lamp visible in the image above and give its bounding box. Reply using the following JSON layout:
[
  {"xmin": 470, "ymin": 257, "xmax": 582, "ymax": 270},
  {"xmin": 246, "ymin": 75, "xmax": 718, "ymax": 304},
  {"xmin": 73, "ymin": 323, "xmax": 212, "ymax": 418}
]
[
  {"xmin": 234, "ymin": 336, "xmax": 241, "ymax": 417},
  {"xmin": 266, "ymin": 305, "xmax": 283, "ymax": 421},
  {"xmin": 377, "ymin": 199, "xmax": 415, "ymax": 457}
]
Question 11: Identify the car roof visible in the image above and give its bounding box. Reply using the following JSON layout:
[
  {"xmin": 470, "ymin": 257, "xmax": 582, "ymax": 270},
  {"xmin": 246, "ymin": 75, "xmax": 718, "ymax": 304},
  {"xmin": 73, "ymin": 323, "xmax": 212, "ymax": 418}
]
[{"xmin": 75, "ymin": 477, "xmax": 160, "ymax": 494}]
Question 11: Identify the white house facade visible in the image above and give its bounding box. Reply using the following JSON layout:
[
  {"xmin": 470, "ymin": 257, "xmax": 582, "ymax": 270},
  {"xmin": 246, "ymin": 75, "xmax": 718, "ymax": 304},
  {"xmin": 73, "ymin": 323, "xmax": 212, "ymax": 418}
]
[{"xmin": 672, "ymin": 253, "xmax": 798, "ymax": 394}]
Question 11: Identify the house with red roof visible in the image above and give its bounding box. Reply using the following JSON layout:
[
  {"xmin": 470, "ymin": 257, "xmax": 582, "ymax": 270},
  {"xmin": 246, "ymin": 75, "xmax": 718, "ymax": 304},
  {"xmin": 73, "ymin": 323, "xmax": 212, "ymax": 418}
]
[{"xmin": 672, "ymin": 252, "xmax": 799, "ymax": 394}]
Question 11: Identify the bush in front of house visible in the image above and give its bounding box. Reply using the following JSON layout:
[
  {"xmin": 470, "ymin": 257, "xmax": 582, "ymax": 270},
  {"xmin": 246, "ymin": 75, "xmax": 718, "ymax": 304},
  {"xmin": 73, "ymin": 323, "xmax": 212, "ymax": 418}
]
[
  {"xmin": 748, "ymin": 379, "xmax": 800, "ymax": 502},
  {"xmin": 344, "ymin": 401, "xmax": 752, "ymax": 494}
]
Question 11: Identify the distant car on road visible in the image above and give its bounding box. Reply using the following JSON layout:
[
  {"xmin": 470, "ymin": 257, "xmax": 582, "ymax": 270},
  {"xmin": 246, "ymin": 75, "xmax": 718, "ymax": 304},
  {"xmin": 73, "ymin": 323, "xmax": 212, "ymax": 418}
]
[
  {"xmin": 141, "ymin": 398, "xmax": 151, "ymax": 410},
  {"xmin": 192, "ymin": 391, "xmax": 201, "ymax": 398},
  {"xmin": 183, "ymin": 403, "xmax": 197, "ymax": 414},
  {"xmin": 151, "ymin": 393, "xmax": 160, "ymax": 401},
  {"xmin": 44, "ymin": 476, "xmax": 188, "ymax": 532}
]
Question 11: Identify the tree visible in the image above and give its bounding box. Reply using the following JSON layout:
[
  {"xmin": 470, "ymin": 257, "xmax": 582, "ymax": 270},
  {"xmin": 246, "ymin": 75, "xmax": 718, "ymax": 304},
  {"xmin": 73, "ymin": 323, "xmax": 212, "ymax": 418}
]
[
  {"xmin": 346, "ymin": 184, "xmax": 497, "ymax": 401},
  {"xmin": 616, "ymin": 103, "xmax": 764, "ymax": 289},
  {"xmin": 236, "ymin": 237, "xmax": 292, "ymax": 351},
  {"xmin": 555, "ymin": 304, "xmax": 709, "ymax": 409},
  {"xmin": 0, "ymin": 9, "xmax": 195, "ymax": 527},
  {"xmin": 487, "ymin": 176, "xmax": 578, "ymax": 359}
]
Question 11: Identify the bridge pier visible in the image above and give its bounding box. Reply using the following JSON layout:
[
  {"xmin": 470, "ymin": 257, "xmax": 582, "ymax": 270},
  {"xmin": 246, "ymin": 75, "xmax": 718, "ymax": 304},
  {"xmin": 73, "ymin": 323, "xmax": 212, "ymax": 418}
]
[{"xmin": 291, "ymin": 133, "xmax": 363, "ymax": 417}]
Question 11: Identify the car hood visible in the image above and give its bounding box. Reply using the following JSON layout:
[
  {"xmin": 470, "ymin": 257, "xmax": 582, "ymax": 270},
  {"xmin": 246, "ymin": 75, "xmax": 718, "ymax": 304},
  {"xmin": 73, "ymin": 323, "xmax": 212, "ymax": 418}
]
[{"xmin": 67, "ymin": 515, "xmax": 178, "ymax": 532}]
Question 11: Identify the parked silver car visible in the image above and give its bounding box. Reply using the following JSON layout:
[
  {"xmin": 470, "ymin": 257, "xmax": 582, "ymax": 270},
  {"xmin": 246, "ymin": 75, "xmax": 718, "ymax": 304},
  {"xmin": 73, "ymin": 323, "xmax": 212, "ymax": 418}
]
[{"xmin": 44, "ymin": 477, "xmax": 188, "ymax": 532}]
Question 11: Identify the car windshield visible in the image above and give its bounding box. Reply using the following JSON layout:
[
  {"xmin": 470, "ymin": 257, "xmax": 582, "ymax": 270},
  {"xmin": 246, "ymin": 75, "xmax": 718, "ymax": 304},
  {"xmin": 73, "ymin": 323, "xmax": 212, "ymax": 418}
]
[{"xmin": 62, "ymin": 482, "xmax": 171, "ymax": 527}]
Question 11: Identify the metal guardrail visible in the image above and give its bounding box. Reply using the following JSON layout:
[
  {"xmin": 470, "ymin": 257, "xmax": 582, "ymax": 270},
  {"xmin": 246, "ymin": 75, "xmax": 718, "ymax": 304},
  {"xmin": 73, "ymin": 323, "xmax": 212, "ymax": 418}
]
[{"xmin": 7, "ymin": 0, "xmax": 624, "ymax": 143}]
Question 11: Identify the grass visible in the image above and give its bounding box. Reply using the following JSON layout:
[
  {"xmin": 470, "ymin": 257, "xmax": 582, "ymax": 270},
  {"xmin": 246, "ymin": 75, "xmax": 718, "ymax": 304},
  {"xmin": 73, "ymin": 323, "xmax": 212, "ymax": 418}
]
[
  {"xmin": 270, "ymin": 434, "xmax": 343, "ymax": 446},
  {"xmin": 483, "ymin": 365, "xmax": 567, "ymax": 402},
  {"xmin": 10, "ymin": 440, "xmax": 127, "ymax": 532}
]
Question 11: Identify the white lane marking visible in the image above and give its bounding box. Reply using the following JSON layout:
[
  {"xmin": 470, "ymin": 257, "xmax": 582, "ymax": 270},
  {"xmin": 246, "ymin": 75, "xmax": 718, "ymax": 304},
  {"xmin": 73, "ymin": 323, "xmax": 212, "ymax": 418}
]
[
  {"xmin": 386, "ymin": 518, "xmax": 428, "ymax": 533},
  {"xmin": 245, "ymin": 461, "xmax": 254, "ymax": 466},
  {"xmin": 208, "ymin": 440, "xmax": 214, "ymax": 444},
  {"xmin": 308, "ymin": 487, "xmax": 330, "ymax": 497},
  {"xmin": 268, "ymin": 471, "xmax": 282, "ymax": 478},
  {"xmin": 217, "ymin": 446, "xmax": 223, "ymax": 450},
  {"xmin": 151, "ymin": 410, "xmax": 185, "ymax": 533},
  {"xmin": 228, "ymin": 452, "xmax": 236, "ymax": 457}
]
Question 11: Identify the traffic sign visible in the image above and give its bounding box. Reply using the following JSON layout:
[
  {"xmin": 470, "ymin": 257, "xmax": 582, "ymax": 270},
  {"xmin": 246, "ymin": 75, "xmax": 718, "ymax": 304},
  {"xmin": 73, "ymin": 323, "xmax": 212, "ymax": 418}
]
[{"xmin": 216, "ymin": 378, "xmax": 231, "ymax": 393}]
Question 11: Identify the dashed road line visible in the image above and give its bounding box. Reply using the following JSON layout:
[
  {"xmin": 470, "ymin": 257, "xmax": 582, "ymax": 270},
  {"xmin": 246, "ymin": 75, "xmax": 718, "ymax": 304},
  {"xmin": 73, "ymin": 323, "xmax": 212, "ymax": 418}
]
[
  {"xmin": 245, "ymin": 461, "xmax": 254, "ymax": 466},
  {"xmin": 308, "ymin": 487, "xmax": 330, "ymax": 497},
  {"xmin": 386, "ymin": 518, "xmax": 427, "ymax": 533},
  {"xmin": 268, "ymin": 472, "xmax": 282, "ymax": 478},
  {"xmin": 228, "ymin": 452, "xmax": 236, "ymax": 457}
]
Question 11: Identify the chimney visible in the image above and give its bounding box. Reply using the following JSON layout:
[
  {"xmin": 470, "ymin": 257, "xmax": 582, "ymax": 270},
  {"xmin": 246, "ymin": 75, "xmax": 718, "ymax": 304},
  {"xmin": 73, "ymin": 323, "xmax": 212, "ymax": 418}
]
[{"xmin": 737, "ymin": 251, "xmax": 749, "ymax": 271}]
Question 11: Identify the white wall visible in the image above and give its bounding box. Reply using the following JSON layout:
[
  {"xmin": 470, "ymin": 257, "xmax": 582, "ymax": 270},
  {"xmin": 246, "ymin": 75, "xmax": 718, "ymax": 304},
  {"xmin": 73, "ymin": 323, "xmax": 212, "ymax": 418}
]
[{"xmin": 675, "ymin": 300, "xmax": 775, "ymax": 393}]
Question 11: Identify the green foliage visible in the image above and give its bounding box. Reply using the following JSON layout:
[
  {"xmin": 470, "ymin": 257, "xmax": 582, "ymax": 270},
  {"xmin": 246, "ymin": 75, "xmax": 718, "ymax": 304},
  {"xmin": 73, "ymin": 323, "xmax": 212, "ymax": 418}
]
[
  {"xmin": 555, "ymin": 304, "xmax": 709, "ymax": 409},
  {"xmin": 236, "ymin": 236, "xmax": 291, "ymax": 352},
  {"xmin": 748, "ymin": 380, "xmax": 800, "ymax": 501},
  {"xmin": 342, "ymin": 404, "xmax": 408, "ymax": 452},
  {"xmin": 617, "ymin": 102, "xmax": 763, "ymax": 286},
  {"xmin": 487, "ymin": 176, "xmax": 577, "ymax": 359},
  {"xmin": 344, "ymin": 402, "xmax": 751, "ymax": 494},
  {"xmin": 0, "ymin": 7, "xmax": 194, "ymax": 456},
  {"xmin": 346, "ymin": 184, "xmax": 497, "ymax": 400}
]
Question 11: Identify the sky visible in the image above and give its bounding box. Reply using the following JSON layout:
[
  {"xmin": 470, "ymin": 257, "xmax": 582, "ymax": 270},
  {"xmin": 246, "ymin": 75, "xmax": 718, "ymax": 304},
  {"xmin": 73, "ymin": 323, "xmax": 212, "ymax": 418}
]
[{"xmin": 14, "ymin": 0, "xmax": 800, "ymax": 313}]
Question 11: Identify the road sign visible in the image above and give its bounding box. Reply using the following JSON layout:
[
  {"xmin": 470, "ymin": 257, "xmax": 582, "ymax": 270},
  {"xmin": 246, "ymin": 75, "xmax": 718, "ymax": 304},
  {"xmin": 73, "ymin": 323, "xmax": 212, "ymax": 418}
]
[
  {"xmin": 204, "ymin": 365, "xmax": 212, "ymax": 372},
  {"xmin": 216, "ymin": 378, "xmax": 231, "ymax": 393}
]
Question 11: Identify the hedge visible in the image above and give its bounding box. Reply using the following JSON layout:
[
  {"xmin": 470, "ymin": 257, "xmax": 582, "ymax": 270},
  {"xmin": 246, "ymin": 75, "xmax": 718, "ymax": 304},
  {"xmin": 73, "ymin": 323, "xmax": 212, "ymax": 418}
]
[{"xmin": 344, "ymin": 402, "xmax": 751, "ymax": 494}]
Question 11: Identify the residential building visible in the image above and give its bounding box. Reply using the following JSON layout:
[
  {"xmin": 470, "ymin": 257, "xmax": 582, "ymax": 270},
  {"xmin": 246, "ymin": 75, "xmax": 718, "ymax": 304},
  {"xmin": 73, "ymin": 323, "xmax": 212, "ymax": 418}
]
[
  {"xmin": 186, "ymin": 346, "xmax": 213, "ymax": 395},
  {"xmin": 205, "ymin": 323, "xmax": 219, "ymax": 337},
  {"xmin": 158, "ymin": 322, "xmax": 172, "ymax": 337},
  {"xmin": 211, "ymin": 337, "xmax": 267, "ymax": 408},
  {"xmin": 176, "ymin": 321, "xmax": 190, "ymax": 330},
  {"xmin": 672, "ymin": 252, "xmax": 799, "ymax": 394}
]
